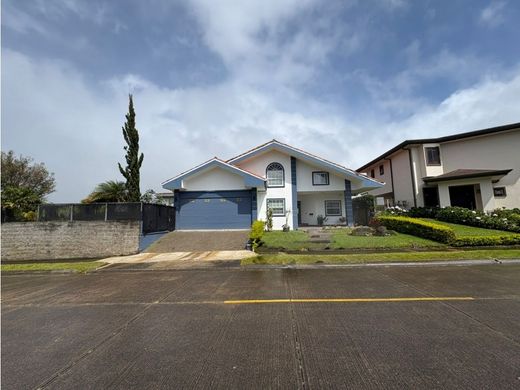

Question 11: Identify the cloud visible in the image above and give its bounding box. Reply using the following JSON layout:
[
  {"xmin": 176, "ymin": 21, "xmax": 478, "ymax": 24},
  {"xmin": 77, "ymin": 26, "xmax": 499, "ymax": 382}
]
[
  {"xmin": 480, "ymin": 1, "xmax": 507, "ymax": 27},
  {"xmin": 3, "ymin": 48, "xmax": 519, "ymax": 201},
  {"xmin": 186, "ymin": 0, "xmax": 355, "ymax": 87}
]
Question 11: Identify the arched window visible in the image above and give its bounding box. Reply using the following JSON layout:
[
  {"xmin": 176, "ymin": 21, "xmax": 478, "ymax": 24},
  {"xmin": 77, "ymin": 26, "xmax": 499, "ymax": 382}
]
[{"xmin": 266, "ymin": 162, "xmax": 284, "ymax": 187}]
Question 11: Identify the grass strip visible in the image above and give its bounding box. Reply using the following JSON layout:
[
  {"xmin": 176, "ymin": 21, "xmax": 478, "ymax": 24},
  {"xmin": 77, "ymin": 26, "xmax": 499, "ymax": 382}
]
[
  {"xmin": 242, "ymin": 249, "xmax": 520, "ymax": 265},
  {"xmin": 1, "ymin": 261, "xmax": 106, "ymax": 273}
]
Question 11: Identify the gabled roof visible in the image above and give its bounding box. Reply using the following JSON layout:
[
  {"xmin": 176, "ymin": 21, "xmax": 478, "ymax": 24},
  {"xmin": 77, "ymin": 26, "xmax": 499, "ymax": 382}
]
[
  {"xmin": 227, "ymin": 139, "xmax": 383, "ymax": 189},
  {"xmin": 422, "ymin": 169, "xmax": 512, "ymax": 183},
  {"xmin": 162, "ymin": 157, "xmax": 266, "ymax": 190},
  {"xmin": 356, "ymin": 122, "xmax": 520, "ymax": 172}
]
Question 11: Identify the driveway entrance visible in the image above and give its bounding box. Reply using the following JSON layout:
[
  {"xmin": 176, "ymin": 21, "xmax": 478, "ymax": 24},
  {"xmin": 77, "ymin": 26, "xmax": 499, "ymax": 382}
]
[{"xmin": 144, "ymin": 230, "xmax": 249, "ymax": 252}]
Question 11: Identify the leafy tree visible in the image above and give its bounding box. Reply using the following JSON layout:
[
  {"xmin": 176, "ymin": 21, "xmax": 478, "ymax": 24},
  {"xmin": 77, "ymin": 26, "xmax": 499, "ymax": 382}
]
[
  {"xmin": 82, "ymin": 180, "xmax": 127, "ymax": 203},
  {"xmin": 118, "ymin": 94, "xmax": 144, "ymax": 202},
  {"xmin": 140, "ymin": 189, "xmax": 167, "ymax": 204},
  {"xmin": 1, "ymin": 151, "xmax": 56, "ymax": 221}
]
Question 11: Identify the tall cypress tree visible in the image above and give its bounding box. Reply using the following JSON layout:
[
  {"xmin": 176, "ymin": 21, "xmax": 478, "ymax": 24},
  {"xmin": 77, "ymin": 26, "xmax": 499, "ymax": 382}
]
[{"xmin": 118, "ymin": 94, "xmax": 144, "ymax": 202}]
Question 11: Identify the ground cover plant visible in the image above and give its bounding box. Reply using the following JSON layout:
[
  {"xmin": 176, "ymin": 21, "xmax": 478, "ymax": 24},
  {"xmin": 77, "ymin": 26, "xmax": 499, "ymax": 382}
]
[
  {"xmin": 243, "ymin": 249, "xmax": 520, "ymax": 265},
  {"xmin": 1, "ymin": 261, "xmax": 105, "ymax": 273}
]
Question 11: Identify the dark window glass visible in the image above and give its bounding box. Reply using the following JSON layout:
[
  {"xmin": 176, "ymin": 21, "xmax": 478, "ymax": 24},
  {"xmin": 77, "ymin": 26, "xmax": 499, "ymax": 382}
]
[
  {"xmin": 425, "ymin": 147, "xmax": 441, "ymax": 165},
  {"xmin": 493, "ymin": 187, "xmax": 506, "ymax": 197},
  {"xmin": 379, "ymin": 165, "xmax": 384, "ymax": 175},
  {"xmin": 370, "ymin": 169, "xmax": 375, "ymax": 178}
]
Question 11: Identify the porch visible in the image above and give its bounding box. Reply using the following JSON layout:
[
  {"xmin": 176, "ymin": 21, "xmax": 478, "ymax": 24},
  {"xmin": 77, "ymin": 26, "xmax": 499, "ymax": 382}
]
[{"xmin": 297, "ymin": 191, "xmax": 351, "ymax": 227}]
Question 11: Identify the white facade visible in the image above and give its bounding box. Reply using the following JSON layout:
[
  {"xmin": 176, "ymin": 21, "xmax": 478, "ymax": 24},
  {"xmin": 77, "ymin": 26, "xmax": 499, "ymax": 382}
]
[
  {"xmin": 164, "ymin": 140, "xmax": 383, "ymax": 230},
  {"xmin": 358, "ymin": 125, "xmax": 520, "ymax": 212},
  {"xmin": 183, "ymin": 167, "xmax": 247, "ymax": 191}
]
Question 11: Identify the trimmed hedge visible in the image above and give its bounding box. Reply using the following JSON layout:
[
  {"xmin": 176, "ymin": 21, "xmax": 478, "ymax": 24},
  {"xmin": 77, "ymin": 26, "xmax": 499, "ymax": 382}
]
[
  {"xmin": 452, "ymin": 235, "xmax": 520, "ymax": 247},
  {"xmin": 376, "ymin": 216, "xmax": 456, "ymax": 244},
  {"xmin": 377, "ymin": 215, "xmax": 520, "ymax": 246}
]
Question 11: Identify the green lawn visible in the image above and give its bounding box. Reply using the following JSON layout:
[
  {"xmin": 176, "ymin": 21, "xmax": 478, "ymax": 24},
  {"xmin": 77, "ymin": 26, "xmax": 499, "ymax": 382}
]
[
  {"xmin": 261, "ymin": 231, "xmax": 323, "ymax": 250},
  {"xmin": 331, "ymin": 231, "xmax": 443, "ymax": 249},
  {"xmin": 420, "ymin": 218, "xmax": 518, "ymax": 237},
  {"xmin": 243, "ymin": 249, "xmax": 520, "ymax": 265},
  {"xmin": 261, "ymin": 229, "xmax": 443, "ymax": 251},
  {"xmin": 1, "ymin": 261, "xmax": 105, "ymax": 273}
]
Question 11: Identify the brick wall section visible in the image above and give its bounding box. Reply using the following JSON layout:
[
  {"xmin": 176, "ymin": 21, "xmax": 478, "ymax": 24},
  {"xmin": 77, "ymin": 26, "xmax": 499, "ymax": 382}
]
[{"xmin": 1, "ymin": 221, "xmax": 140, "ymax": 261}]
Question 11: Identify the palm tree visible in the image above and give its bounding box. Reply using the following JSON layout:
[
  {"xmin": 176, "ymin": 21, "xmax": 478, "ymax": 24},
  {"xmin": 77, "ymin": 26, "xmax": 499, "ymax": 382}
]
[{"xmin": 82, "ymin": 180, "xmax": 128, "ymax": 203}]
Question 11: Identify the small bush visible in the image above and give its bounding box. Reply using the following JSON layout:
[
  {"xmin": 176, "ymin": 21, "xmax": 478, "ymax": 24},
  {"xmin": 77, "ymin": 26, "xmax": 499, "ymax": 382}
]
[
  {"xmin": 376, "ymin": 215, "xmax": 456, "ymax": 243},
  {"xmin": 250, "ymin": 220, "xmax": 265, "ymax": 241},
  {"xmin": 452, "ymin": 235, "xmax": 520, "ymax": 247},
  {"xmin": 250, "ymin": 220, "xmax": 266, "ymax": 252}
]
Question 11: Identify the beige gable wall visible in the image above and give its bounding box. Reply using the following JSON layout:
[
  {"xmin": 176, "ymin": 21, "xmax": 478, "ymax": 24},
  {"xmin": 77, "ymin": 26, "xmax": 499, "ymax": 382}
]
[{"xmin": 438, "ymin": 129, "xmax": 520, "ymax": 209}]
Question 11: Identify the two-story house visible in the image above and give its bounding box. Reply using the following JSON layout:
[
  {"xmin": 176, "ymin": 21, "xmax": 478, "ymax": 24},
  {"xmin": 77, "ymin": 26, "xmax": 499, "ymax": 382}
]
[
  {"xmin": 356, "ymin": 122, "xmax": 520, "ymax": 212},
  {"xmin": 162, "ymin": 140, "xmax": 382, "ymax": 230}
]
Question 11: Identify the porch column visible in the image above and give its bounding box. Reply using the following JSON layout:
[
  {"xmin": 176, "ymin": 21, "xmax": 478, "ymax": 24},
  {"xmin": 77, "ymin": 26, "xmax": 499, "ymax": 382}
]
[
  {"xmin": 344, "ymin": 179, "xmax": 354, "ymax": 227},
  {"xmin": 291, "ymin": 157, "xmax": 298, "ymax": 229}
]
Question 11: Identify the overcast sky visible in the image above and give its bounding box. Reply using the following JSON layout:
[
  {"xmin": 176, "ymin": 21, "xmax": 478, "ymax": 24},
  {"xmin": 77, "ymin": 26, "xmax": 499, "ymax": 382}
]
[{"xmin": 2, "ymin": 0, "xmax": 520, "ymax": 202}]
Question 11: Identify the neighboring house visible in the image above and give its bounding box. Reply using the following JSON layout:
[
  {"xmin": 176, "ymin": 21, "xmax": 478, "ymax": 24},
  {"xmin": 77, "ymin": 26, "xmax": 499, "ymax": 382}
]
[
  {"xmin": 162, "ymin": 140, "xmax": 383, "ymax": 230},
  {"xmin": 156, "ymin": 192, "xmax": 174, "ymax": 206},
  {"xmin": 356, "ymin": 122, "xmax": 520, "ymax": 212}
]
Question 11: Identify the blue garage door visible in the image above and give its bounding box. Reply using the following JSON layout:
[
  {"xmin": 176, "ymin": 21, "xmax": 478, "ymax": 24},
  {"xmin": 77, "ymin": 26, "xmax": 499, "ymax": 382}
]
[{"xmin": 176, "ymin": 191, "xmax": 253, "ymax": 229}]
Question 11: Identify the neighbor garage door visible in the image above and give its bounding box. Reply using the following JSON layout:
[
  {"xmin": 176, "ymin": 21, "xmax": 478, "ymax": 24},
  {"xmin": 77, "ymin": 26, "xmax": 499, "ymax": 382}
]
[{"xmin": 176, "ymin": 191, "xmax": 253, "ymax": 230}]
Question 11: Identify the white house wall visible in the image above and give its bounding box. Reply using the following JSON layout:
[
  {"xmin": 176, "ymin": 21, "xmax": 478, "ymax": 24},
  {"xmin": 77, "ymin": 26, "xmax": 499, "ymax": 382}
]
[
  {"xmin": 235, "ymin": 150, "xmax": 294, "ymax": 230},
  {"xmin": 182, "ymin": 166, "xmax": 248, "ymax": 191},
  {"xmin": 296, "ymin": 160, "xmax": 345, "ymax": 192},
  {"xmin": 299, "ymin": 192, "xmax": 345, "ymax": 225}
]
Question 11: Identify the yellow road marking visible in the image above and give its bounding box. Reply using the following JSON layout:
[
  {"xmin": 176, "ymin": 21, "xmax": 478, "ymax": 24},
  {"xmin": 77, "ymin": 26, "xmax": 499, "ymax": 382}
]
[{"xmin": 224, "ymin": 297, "xmax": 474, "ymax": 304}]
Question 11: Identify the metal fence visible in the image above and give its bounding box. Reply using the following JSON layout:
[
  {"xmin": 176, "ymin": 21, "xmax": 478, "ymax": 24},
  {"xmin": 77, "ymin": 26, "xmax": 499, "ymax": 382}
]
[{"xmin": 37, "ymin": 203, "xmax": 175, "ymax": 234}]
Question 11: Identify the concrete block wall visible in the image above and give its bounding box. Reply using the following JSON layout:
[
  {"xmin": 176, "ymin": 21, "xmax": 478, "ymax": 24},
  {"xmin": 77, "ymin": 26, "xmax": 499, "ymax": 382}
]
[{"xmin": 1, "ymin": 221, "xmax": 140, "ymax": 261}]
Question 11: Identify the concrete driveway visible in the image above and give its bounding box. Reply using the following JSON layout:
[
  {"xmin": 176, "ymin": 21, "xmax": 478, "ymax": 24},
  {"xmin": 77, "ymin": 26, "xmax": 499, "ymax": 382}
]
[
  {"xmin": 2, "ymin": 264, "xmax": 520, "ymax": 389},
  {"xmin": 144, "ymin": 230, "xmax": 249, "ymax": 252}
]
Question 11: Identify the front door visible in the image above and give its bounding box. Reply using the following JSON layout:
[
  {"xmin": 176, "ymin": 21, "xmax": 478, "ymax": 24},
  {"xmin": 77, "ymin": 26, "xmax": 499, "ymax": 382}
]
[{"xmin": 448, "ymin": 185, "xmax": 476, "ymax": 210}]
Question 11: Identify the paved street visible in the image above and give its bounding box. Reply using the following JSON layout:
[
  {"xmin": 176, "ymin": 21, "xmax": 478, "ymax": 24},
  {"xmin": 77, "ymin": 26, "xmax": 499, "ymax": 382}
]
[{"xmin": 2, "ymin": 264, "xmax": 520, "ymax": 389}]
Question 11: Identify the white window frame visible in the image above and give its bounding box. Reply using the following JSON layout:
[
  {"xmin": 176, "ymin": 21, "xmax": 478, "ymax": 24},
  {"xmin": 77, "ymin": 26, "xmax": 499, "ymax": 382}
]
[
  {"xmin": 267, "ymin": 198, "xmax": 285, "ymax": 216},
  {"xmin": 325, "ymin": 200, "xmax": 342, "ymax": 216},
  {"xmin": 266, "ymin": 162, "xmax": 285, "ymax": 187}
]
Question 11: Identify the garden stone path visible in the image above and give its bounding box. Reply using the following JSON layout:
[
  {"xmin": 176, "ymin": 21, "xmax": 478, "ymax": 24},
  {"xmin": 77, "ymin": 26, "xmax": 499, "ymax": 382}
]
[{"xmin": 306, "ymin": 228, "xmax": 332, "ymax": 244}]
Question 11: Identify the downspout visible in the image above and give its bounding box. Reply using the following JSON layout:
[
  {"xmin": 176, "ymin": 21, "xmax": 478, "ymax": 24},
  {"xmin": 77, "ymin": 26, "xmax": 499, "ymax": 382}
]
[
  {"xmin": 384, "ymin": 157, "xmax": 395, "ymax": 206},
  {"xmin": 404, "ymin": 147, "xmax": 417, "ymax": 207}
]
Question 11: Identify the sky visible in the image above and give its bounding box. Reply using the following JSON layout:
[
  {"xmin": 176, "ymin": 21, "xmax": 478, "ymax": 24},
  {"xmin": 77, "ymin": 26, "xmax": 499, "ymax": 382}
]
[{"xmin": 2, "ymin": 0, "xmax": 520, "ymax": 202}]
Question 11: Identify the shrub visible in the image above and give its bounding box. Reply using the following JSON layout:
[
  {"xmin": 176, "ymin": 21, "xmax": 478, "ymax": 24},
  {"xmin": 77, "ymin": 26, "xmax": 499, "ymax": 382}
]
[
  {"xmin": 376, "ymin": 215, "xmax": 456, "ymax": 243},
  {"xmin": 437, "ymin": 207, "xmax": 520, "ymax": 233},
  {"xmin": 250, "ymin": 220, "xmax": 265, "ymax": 242},
  {"xmin": 380, "ymin": 206, "xmax": 408, "ymax": 216},
  {"xmin": 407, "ymin": 207, "xmax": 440, "ymax": 218},
  {"xmin": 452, "ymin": 235, "xmax": 520, "ymax": 247},
  {"xmin": 265, "ymin": 208, "xmax": 273, "ymax": 231},
  {"xmin": 250, "ymin": 220, "xmax": 266, "ymax": 252},
  {"xmin": 491, "ymin": 208, "xmax": 520, "ymax": 225}
]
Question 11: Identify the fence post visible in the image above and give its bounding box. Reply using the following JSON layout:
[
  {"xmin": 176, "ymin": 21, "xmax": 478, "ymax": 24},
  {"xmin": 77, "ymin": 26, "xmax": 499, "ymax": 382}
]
[
  {"xmin": 70, "ymin": 204, "xmax": 74, "ymax": 222},
  {"xmin": 104, "ymin": 203, "xmax": 108, "ymax": 221},
  {"xmin": 37, "ymin": 204, "xmax": 40, "ymax": 221}
]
